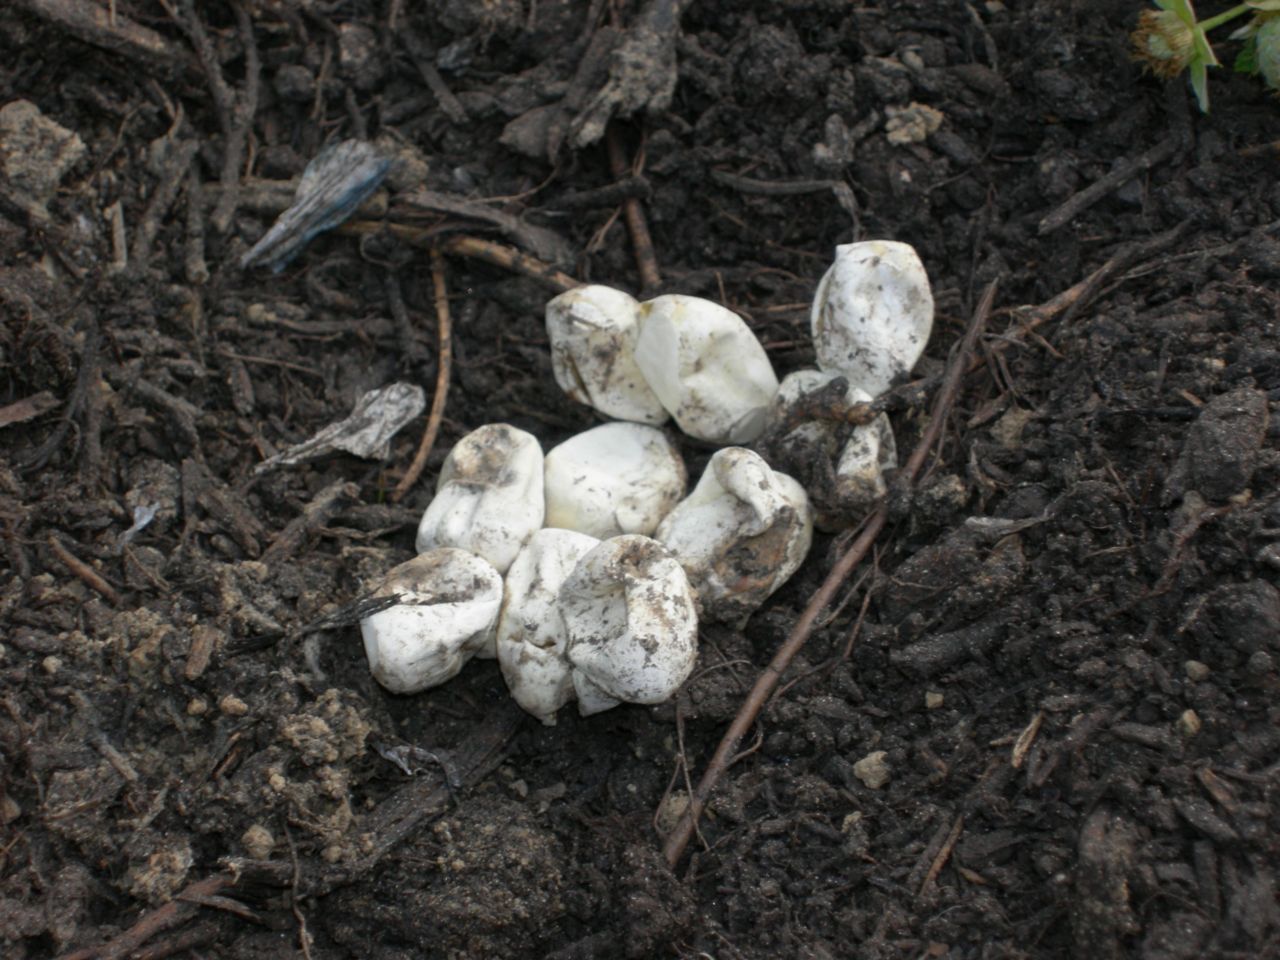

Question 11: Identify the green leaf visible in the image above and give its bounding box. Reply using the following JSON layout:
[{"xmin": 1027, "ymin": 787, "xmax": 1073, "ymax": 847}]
[
  {"xmin": 1235, "ymin": 37, "xmax": 1259, "ymax": 72},
  {"xmin": 1189, "ymin": 58, "xmax": 1212, "ymax": 110}
]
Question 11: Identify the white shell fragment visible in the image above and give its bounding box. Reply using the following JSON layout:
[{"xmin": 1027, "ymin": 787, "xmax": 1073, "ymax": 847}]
[
  {"xmin": 835, "ymin": 397, "xmax": 897, "ymax": 515},
  {"xmin": 656, "ymin": 447, "xmax": 813, "ymax": 625},
  {"xmin": 811, "ymin": 240, "xmax": 934, "ymax": 397},
  {"xmin": 545, "ymin": 285, "xmax": 669, "ymax": 425},
  {"xmin": 496, "ymin": 529, "xmax": 601, "ymax": 724},
  {"xmin": 634, "ymin": 294, "xmax": 780, "ymax": 444},
  {"xmin": 415, "ymin": 424, "xmax": 545, "ymax": 574},
  {"xmin": 360, "ymin": 548, "xmax": 504, "ymax": 694},
  {"xmin": 543, "ymin": 422, "xmax": 687, "ymax": 540},
  {"xmin": 560, "ymin": 535, "xmax": 699, "ymax": 716},
  {"xmin": 762, "ymin": 370, "xmax": 897, "ymax": 530}
]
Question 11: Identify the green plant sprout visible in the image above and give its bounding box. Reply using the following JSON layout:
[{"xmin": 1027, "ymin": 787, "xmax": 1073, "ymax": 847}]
[{"xmin": 1132, "ymin": 0, "xmax": 1280, "ymax": 111}]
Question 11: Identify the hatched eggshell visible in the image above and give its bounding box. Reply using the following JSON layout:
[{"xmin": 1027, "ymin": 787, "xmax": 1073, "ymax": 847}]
[
  {"xmin": 811, "ymin": 240, "xmax": 933, "ymax": 397},
  {"xmin": 545, "ymin": 285, "xmax": 669, "ymax": 424},
  {"xmin": 833, "ymin": 406, "xmax": 897, "ymax": 521},
  {"xmin": 560, "ymin": 535, "xmax": 699, "ymax": 716},
  {"xmin": 544, "ymin": 422, "xmax": 687, "ymax": 540},
  {"xmin": 633, "ymin": 294, "xmax": 779, "ymax": 444},
  {"xmin": 415, "ymin": 423, "xmax": 544, "ymax": 575},
  {"xmin": 761, "ymin": 369, "xmax": 897, "ymax": 530},
  {"xmin": 360, "ymin": 548, "xmax": 503, "ymax": 694},
  {"xmin": 656, "ymin": 447, "xmax": 813, "ymax": 625},
  {"xmin": 497, "ymin": 528, "xmax": 601, "ymax": 724}
]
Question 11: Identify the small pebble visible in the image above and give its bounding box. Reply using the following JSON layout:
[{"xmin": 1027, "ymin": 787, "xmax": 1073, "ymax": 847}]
[
  {"xmin": 219, "ymin": 694, "xmax": 249, "ymax": 717},
  {"xmin": 654, "ymin": 792, "xmax": 690, "ymax": 837},
  {"xmin": 241, "ymin": 824, "xmax": 275, "ymax": 860},
  {"xmin": 41, "ymin": 655, "xmax": 61, "ymax": 675},
  {"xmin": 186, "ymin": 697, "xmax": 208, "ymax": 716},
  {"xmin": 853, "ymin": 751, "xmax": 891, "ymax": 790},
  {"xmin": 1247, "ymin": 651, "xmax": 1274, "ymax": 677},
  {"xmin": 1177, "ymin": 709, "xmax": 1201, "ymax": 737},
  {"xmin": 1184, "ymin": 660, "xmax": 1211, "ymax": 682},
  {"xmin": 925, "ymin": 691, "xmax": 945, "ymax": 710}
]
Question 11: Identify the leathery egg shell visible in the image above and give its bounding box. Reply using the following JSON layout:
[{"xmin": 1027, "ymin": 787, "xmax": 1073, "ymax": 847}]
[
  {"xmin": 656, "ymin": 447, "xmax": 813, "ymax": 625},
  {"xmin": 762, "ymin": 370, "xmax": 897, "ymax": 530},
  {"xmin": 543, "ymin": 422, "xmax": 687, "ymax": 540},
  {"xmin": 811, "ymin": 240, "xmax": 934, "ymax": 397},
  {"xmin": 360, "ymin": 548, "xmax": 503, "ymax": 694},
  {"xmin": 545, "ymin": 284, "xmax": 669, "ymax": 425},
  {"xmin": 415, "ymin": 423, "xmax": 544, "ymax": 575},
  {"xmin": 633, "ymin": 294, "xmax": 779, "ymax": 444},
  {"xmin": 560, "ymin": 535, "xmax": 699, "ymax": 716},
  {"xmin": 496, "ymin": 529, "xmax": 601, "ymax": 725}
]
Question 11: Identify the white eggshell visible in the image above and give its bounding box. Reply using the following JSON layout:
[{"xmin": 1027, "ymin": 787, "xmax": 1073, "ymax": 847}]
[
  {"xmin": 360, "ymin": 548, "xmax": 503, "ymax": 694},
  {"xmin": 811, "ymin": 240, "xmax": 934, "ymax": 397},
  {"xmin": 545, "ymin": 285, "xmax": 669, "ymax": 424},
  {"xmin": 543, "ymin": 422, "xmax": 687, "ymax": 539},
  {"xmin": 655, "ymin": 447, "xmax": 813, "ymax": 625},
  {"xmin": 633, "ymin": 294, "xmax": 779, "ymax": 444},
  {"xmin": 496, "ymin": 529, "xmax": 601, "ymax": 725},
  {"xmin": 415, "ymin": 423, "xmax": 544, "ymax": 575},
  {"xmin": 762, "ymin": 370, "xmax": 897, "ymax": 529},
  {"xmin": 560, "ymin": 535, "xmax": 699, "ymax": 716},
  {"xmin": 834, "ymin": 405, "xmax": 897, "ymax": 515}
]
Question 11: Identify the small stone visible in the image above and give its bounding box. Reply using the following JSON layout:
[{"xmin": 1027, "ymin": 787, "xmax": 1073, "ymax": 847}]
[
  {"xmin": 219, "ymin": 694, "xmax": 249, "ymax": 717},
  {"xmin": 853, "ymin": 750, "xmax": 891, "ymax": 790},
  {"xmin": 1246, "ymin": 650, "xmax": 1274, "ymax": 676},
  {"xmin": 925, "ymin": 691, "xmax": 945, "ymax": 710},
  {"xmin": 1177, "ymin": 709, "xmax": 1201, "ymax": 737},
  {"xmin": 273, "ymin": 64, "xmax": 315, "ymax": 103},
  {"xmin": 241, "ymin": 824, "xmax": 275, "ymax": 860},
  {"xmin": 1184, "ymin": 660, "xmax": 1211, "ymax": 682},
  {"xmin": 186, "ymin": 697, "xmax": 208, "ymax": 716},
  {"xmin": 41, "ymin": 655, "xmax": 61, "ymax": 675},
  {"xmin": 884, "ymin": 102, "xmax": 944, "ymax": 146},
  {"xmin": 654, "ymin": 792, "xmax": 690, "ymax": 837},
  {"xmin": 0, "ymin": 100, "xmax": 86, "ymax": 218}
]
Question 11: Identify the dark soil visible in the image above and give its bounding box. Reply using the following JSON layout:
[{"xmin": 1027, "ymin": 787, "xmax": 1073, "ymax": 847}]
[{"xmin": 3, "ymin": 1, "xmax": 1279, "ymax": 958}]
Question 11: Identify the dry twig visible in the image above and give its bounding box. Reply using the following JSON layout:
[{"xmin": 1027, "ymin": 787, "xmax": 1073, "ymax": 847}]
[
  {"xmin": 1037, "ymin": 136, "xmax": 1178, "ymax": 235},
  {"xmin": 392, "ymin": 249, "xmax": 454, "ymax": 502},
  {"xmin": 662, "ymin": 280, "xmax": 998, "ymax": 868},
  {"xmin": 47, "ymin": 534, "xmax": 121, "ymax": 606},
  {"xmin": 15, "ymin": 0, "xmax": 193, "ymax": 76},
  {"xmin": 607, "ymin": 124, "xmax": 661, "ymax": 291}
]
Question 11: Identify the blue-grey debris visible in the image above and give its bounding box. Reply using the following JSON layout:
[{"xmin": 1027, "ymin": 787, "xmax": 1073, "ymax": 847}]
[
  {"xmin": 253, "ymin": 382, "xmax": 426, "ymax": 474},
  {"xmin": 240, "ymin": 139, "xmax": 392, "ymax": 272},
  {"xmin": 117, "ymin": 501, "xmax": 160, "ymax": 551}
]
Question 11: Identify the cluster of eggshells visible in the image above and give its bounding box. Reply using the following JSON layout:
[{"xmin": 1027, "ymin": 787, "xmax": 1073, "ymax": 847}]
[{"xmin": 359, "ymin": 240, "xmax": 935, "ymax": 725}]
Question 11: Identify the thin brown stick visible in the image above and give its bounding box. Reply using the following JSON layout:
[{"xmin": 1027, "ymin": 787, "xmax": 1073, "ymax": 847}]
[
  {"xmin": 261, "ymin": 480, "xmax": 358, "ymax": 564},
  {"xmin": 662, "ymin": 280, "xmax": 998, "ymax": 868},
  {"xmin": 436, "ymin": 234, "xmax": 580, "ymax": 291},
  {"xmin": 1017, "ymin": 220, "xmax": 1191, "ymax": 331},
  {"xmin": 14, "ymin": 0, "xmax": 193, "ymax": 77},
  {"xmin": 48, "ymin": 535, "xmax": 121, "ymax": 606},
  {"xmin": 607, "ymin": 125, "xmax": 661, "ymax": 291},
  {"xmin": 56, "ymin": 875, "xmax": 232, "ymax": 960},
  {"xmin": 1037, "ymin": 136, "xmax": 1177, "ymax": 235},
  {"xmin": 210, "ymin": 0, "xmax": 260, "ymax": 234},
  {"xmin": 918, "ymin": 814, "xmax": 965, "ymax": 896},
  {"xmin": 392, "ymin": 248, "xmax": 453, "ymax": 502}
]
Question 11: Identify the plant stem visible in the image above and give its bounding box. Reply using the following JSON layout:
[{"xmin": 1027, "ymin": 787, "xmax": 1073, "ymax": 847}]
[{"xmin": 1199, "ymin": 3, "xmax": 1250, "ymax": 32}]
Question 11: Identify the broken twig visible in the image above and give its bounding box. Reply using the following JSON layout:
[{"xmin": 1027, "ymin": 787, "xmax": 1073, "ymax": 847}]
[
  {"xmin": 662, "ymin": 280, "xmax": 998, "ymax": 868},
  {"xmin": 392, "ymin": 248, "xmax": 454, "ymax": 502}
]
